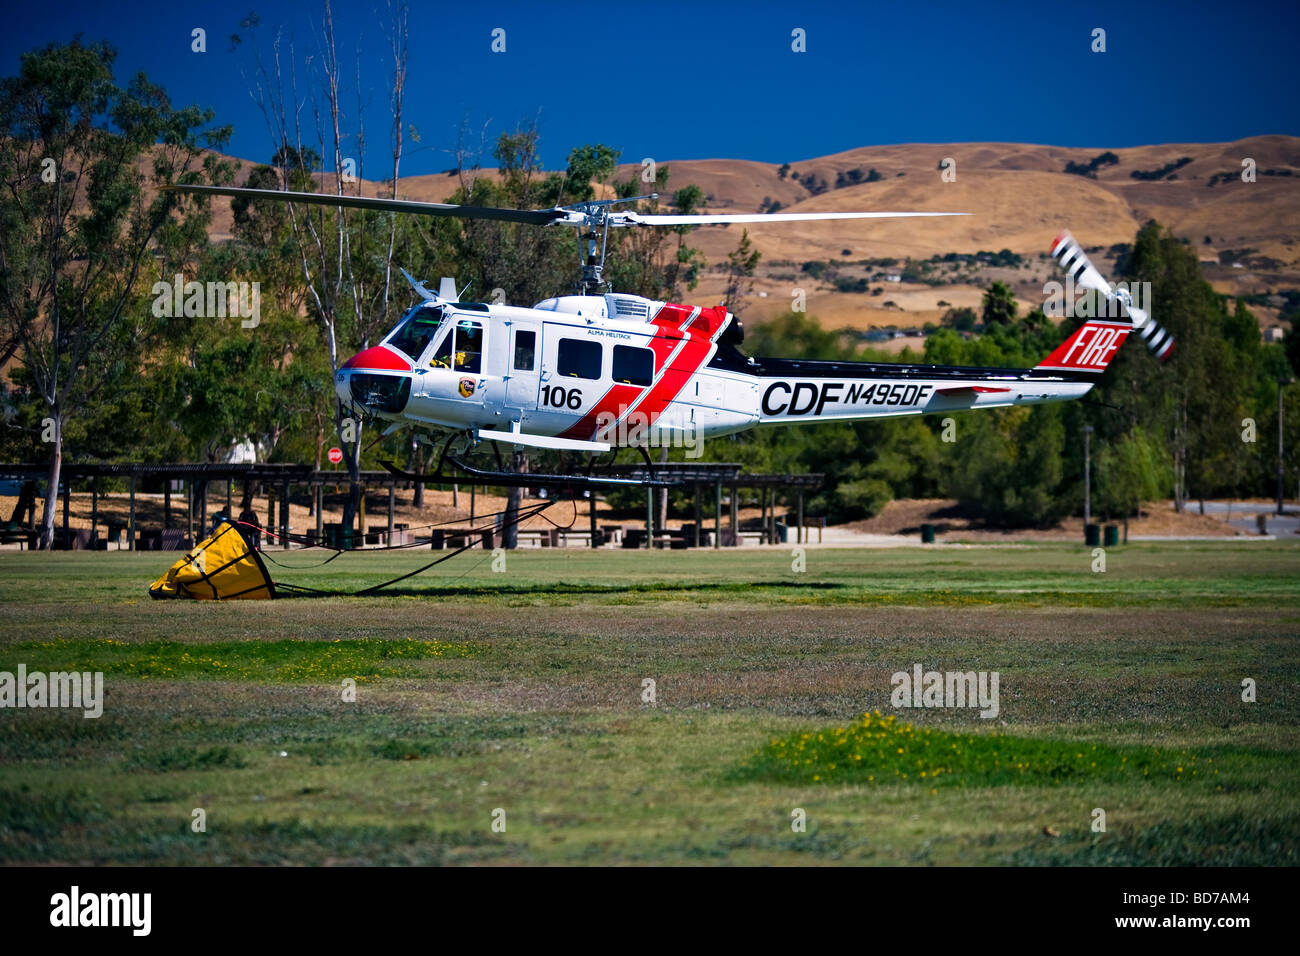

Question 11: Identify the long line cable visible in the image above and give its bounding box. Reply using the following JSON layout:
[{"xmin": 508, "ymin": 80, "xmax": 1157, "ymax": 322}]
[{"xmin": 268, "ymin": 498, "xmax": 559, "ymax": 597}]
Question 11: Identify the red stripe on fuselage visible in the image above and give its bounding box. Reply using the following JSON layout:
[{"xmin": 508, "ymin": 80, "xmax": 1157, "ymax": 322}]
[
  {"xmin": 643, "ymin": 302, "xmax": 696, "ymax": 374},
  {"xmin": 646, "ymin": 330, "xmax": 681, "ymax": 371},
  {"xmin": 631, "ymin": 302, "xmax": 716, "ymax": 429},
  {"xmin": 636, "ymin": 334, "xmax": 713, "ymax": 425},
  {"xmin": 559, "ymin": 383, "xmax": 644, "ymax": 441},
  {"xmin": 561, "ymin": 301, "xmax": 725, "ymax": 442},
  {"xmin": 653, "ymin": 302, "xmax": 697, "ymax": 332},
  {"xmin": 684, "ymin": 304, "xmax": 729, "ymax": 339}
]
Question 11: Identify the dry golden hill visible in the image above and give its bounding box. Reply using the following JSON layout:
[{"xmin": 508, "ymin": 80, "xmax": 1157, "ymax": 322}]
[
  {"xmin": 608, "ymin": 136, "xmax": 1300, "ymax": 267},
  {"xmin": 188, "ymin": 136, "xmax": 1300, "ymax": 330},
  {"xmin": 200, "ymin": 136, "xmax": 1299, "ymax": 261}
]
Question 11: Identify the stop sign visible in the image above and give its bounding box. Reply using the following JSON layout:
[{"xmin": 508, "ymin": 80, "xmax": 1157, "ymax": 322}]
[{"xmin": 327, "ymin": 447, "xmax": 343, "ymax": 465}]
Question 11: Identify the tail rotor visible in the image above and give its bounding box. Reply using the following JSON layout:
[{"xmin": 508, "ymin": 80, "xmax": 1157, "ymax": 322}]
[{"xmin": 1050, "ymin": 231, "xmax": 1174, "ymax": 361}]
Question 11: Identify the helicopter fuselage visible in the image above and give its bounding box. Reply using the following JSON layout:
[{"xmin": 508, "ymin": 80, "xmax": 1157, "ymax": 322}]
[
  {"xmin": 164, "ymin": 187, "xmax": 1158, "ymax": 457},
  {"xmin": 336, "ymin": 292, "xmax": 1100, "ymax": 454}
]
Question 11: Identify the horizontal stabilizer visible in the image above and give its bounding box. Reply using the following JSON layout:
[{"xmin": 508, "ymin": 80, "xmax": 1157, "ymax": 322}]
[{"xmin": 936, "ymin": 385, "xmax": 1013, "ymax": 396}]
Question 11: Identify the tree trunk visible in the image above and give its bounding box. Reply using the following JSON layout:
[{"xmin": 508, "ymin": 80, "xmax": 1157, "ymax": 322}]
[
  {"xmin": 340, "ymin": 417, "xmax": 362, "ymax": 540},
  {"xmin": 308, "ymin": 429, "xmax": 319, "ymax": 518},
  {"xmin": 1172, "ymin": 396, "xmax": 1188, "ymax": 514},
  {"xmin": 38, "ymin": 419, "xmax": 62, "ymax": 550},
  {"xmin": 501, "ymin": 448, "xmax": 525, "ymax": 550},
  {"xmin": 656, "ymin": 445, "xmax": 669, "ymax": 531},
  {"xmin": 412, "ymin": 443, "xmax": 425, "ymax": 509}
]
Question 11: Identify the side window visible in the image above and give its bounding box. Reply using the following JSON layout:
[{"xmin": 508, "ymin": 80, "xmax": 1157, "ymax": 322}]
[
  {"xmin": 557, "ymin": 338, "xmax": 603, "ymax": 380},
  {"xmin": 428, "ymin": 326, "xmax": 452, "ymax": 368},
  {"xmin": 612, "ymin": 345, "xmax": 654, "ymax": 386},
  {"xmin": 453, "ymin": 320, "xmax": 483, "ymax": 374},
  {"xmin": 514, "ymin": 330, "xmax": 536, "ymax": 371}
]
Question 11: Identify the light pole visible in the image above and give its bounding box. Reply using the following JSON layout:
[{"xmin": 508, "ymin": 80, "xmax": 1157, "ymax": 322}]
[
  {"xmin": 1084, "ymin": 424, "xmax": 1095, "ymax": 526},
  {"xmin": 1279, "ymin": 377, "xmax": 1293, "ymax": 516}
]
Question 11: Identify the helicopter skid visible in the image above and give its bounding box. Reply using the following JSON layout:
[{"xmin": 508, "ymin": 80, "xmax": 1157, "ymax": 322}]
[{"xmin": 475, "ymin": 427, "xmax": 611, "ymax": 453}]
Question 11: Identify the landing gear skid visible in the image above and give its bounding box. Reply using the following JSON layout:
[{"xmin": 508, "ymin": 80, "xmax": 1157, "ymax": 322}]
[{"xmin": 583, "ymin": 443, "xmax": 657, "ymax": 483}]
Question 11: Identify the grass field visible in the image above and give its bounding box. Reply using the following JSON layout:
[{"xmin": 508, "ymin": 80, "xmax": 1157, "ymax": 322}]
[{"xmin": 1, "ymin": 540, "xmax": 1297, "ymax": 865}]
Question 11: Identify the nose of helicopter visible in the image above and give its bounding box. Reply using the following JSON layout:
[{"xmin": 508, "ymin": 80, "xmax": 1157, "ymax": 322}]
[{"xmin": 337, "ymin": 345, "xmax": 414, "ymax": 413}]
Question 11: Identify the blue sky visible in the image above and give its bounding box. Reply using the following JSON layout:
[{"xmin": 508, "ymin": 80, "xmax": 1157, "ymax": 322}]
[{"xmin": 4, "ymin": 0, "xmax": 1298, "ymax": 176}]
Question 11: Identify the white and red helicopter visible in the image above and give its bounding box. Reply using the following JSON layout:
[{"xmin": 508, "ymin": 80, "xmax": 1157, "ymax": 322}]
[{"xmin": 173, "ymin": 184, "xmax": 1173, "ymax": 486}]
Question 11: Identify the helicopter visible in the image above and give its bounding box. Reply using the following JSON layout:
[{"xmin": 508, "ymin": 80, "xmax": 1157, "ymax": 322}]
[{"xmin": 169, "ymin": 183, "xmax": 1174, "ymax": 487}]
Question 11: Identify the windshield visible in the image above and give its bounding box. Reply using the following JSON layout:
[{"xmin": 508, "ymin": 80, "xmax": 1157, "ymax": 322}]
[{"xmin": 385, "ymin": 305, "xmax": 445, "ymax": 360}]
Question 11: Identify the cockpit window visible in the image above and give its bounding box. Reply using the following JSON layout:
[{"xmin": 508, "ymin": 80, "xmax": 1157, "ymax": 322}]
[{"xmin": 385, "ymin": 306, "xmax": 445, "ymax": 360}]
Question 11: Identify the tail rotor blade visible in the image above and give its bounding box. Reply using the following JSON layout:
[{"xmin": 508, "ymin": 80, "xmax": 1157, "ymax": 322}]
[
  {"xmin": 1131, "ymin": 307, "xmax": 1175, "ymax": 361},
  {"xmin": 1050, "ymin": 231, "xmax": 1112, "ymax": 296}
]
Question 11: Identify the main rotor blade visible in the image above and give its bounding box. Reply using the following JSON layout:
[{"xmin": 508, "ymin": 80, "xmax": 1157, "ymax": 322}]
[
  {"xmin": 621, "ymin": 211, "xmax": 969, "ymax": 226},
  {"xmin": 163, "ymin": 184, "xmax": 564, "ymax": 226}
]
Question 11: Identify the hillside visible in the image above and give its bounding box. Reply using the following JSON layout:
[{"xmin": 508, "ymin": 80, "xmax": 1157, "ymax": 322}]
[{"xmin": 197, "ymin": 135, "xmax": 1300, "ymax": 332}]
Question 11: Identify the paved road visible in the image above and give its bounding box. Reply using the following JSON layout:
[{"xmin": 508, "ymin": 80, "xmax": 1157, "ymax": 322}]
[{"xmin": 1197, "ymin": 501, "xmax": 1300, "ymax": 537}]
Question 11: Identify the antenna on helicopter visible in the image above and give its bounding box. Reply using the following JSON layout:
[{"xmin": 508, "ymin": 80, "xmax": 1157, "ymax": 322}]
[{"xmin": 400, "ymin": 267, "xmax": 437, "ymax": 301}]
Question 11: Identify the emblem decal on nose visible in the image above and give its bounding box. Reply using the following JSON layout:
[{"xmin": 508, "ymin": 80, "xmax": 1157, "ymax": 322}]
[{"xmin": 458, "ymin": 377, "xmax": 476, "ymax": 398}]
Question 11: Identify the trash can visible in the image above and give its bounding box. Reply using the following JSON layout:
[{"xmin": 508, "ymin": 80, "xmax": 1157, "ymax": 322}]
[
  {"xmin": 920, "ymin": 523, "xmax": 935, "ymax": 544},
  {"xmin": 324, "ymin": 523, "xmax": 354, "ymax": 550},
  {"xmin": 1084, "ymin": 523, "xmax": 1101, "ymax": 547},
  {"xmin": 1103, "ymin": 524, "xmax": 1119, "ymax": 547}
]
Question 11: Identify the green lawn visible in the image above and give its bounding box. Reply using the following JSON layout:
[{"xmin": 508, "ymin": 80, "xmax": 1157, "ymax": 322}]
[{"xmin": 1, "ymin": 541, "xmax": 1297, "ymax": 864}]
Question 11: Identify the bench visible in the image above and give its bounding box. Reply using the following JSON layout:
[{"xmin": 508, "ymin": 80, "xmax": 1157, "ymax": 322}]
[
  {"xmin": 0, "ymin": 524, "xmax": 30, "ymax": 549},
  {"xmin": 786, "ymin": 515, "xmax": 826, "ymax": 544},
  {"xmin": 430, "ymin": 527, "xmax": 497, "ymax": 550}
]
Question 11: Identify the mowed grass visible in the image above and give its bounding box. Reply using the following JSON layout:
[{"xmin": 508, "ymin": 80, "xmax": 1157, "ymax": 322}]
[
  {"xmin": 738, "ymin": 710, "xmax": 1214, "ymax": 787},
  {"xmin": 0, "ymin": 540, "xmax": 1297, "ymax": 865},
  {"xmin": 0, "ymin": 637, "xmax": 474, "ymax": 683}
]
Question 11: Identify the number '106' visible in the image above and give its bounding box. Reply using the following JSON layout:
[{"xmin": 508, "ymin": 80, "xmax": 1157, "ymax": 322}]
[{"xmin": 541, "ymin": 385, "xmax": 583, "ymax": 410}]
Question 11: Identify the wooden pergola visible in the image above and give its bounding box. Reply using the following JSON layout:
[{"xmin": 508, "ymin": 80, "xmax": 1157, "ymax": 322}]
[
  {"xmin": 0, "ymin": 462, "xmax": 411, "ymax": 550},
  {"xmin": 1, "ymin": 461, "xmax": 825, "ymax": 551},
  {"xmin": 603, "ymin": 463, "xmax": 825, "ymax": 548}
]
